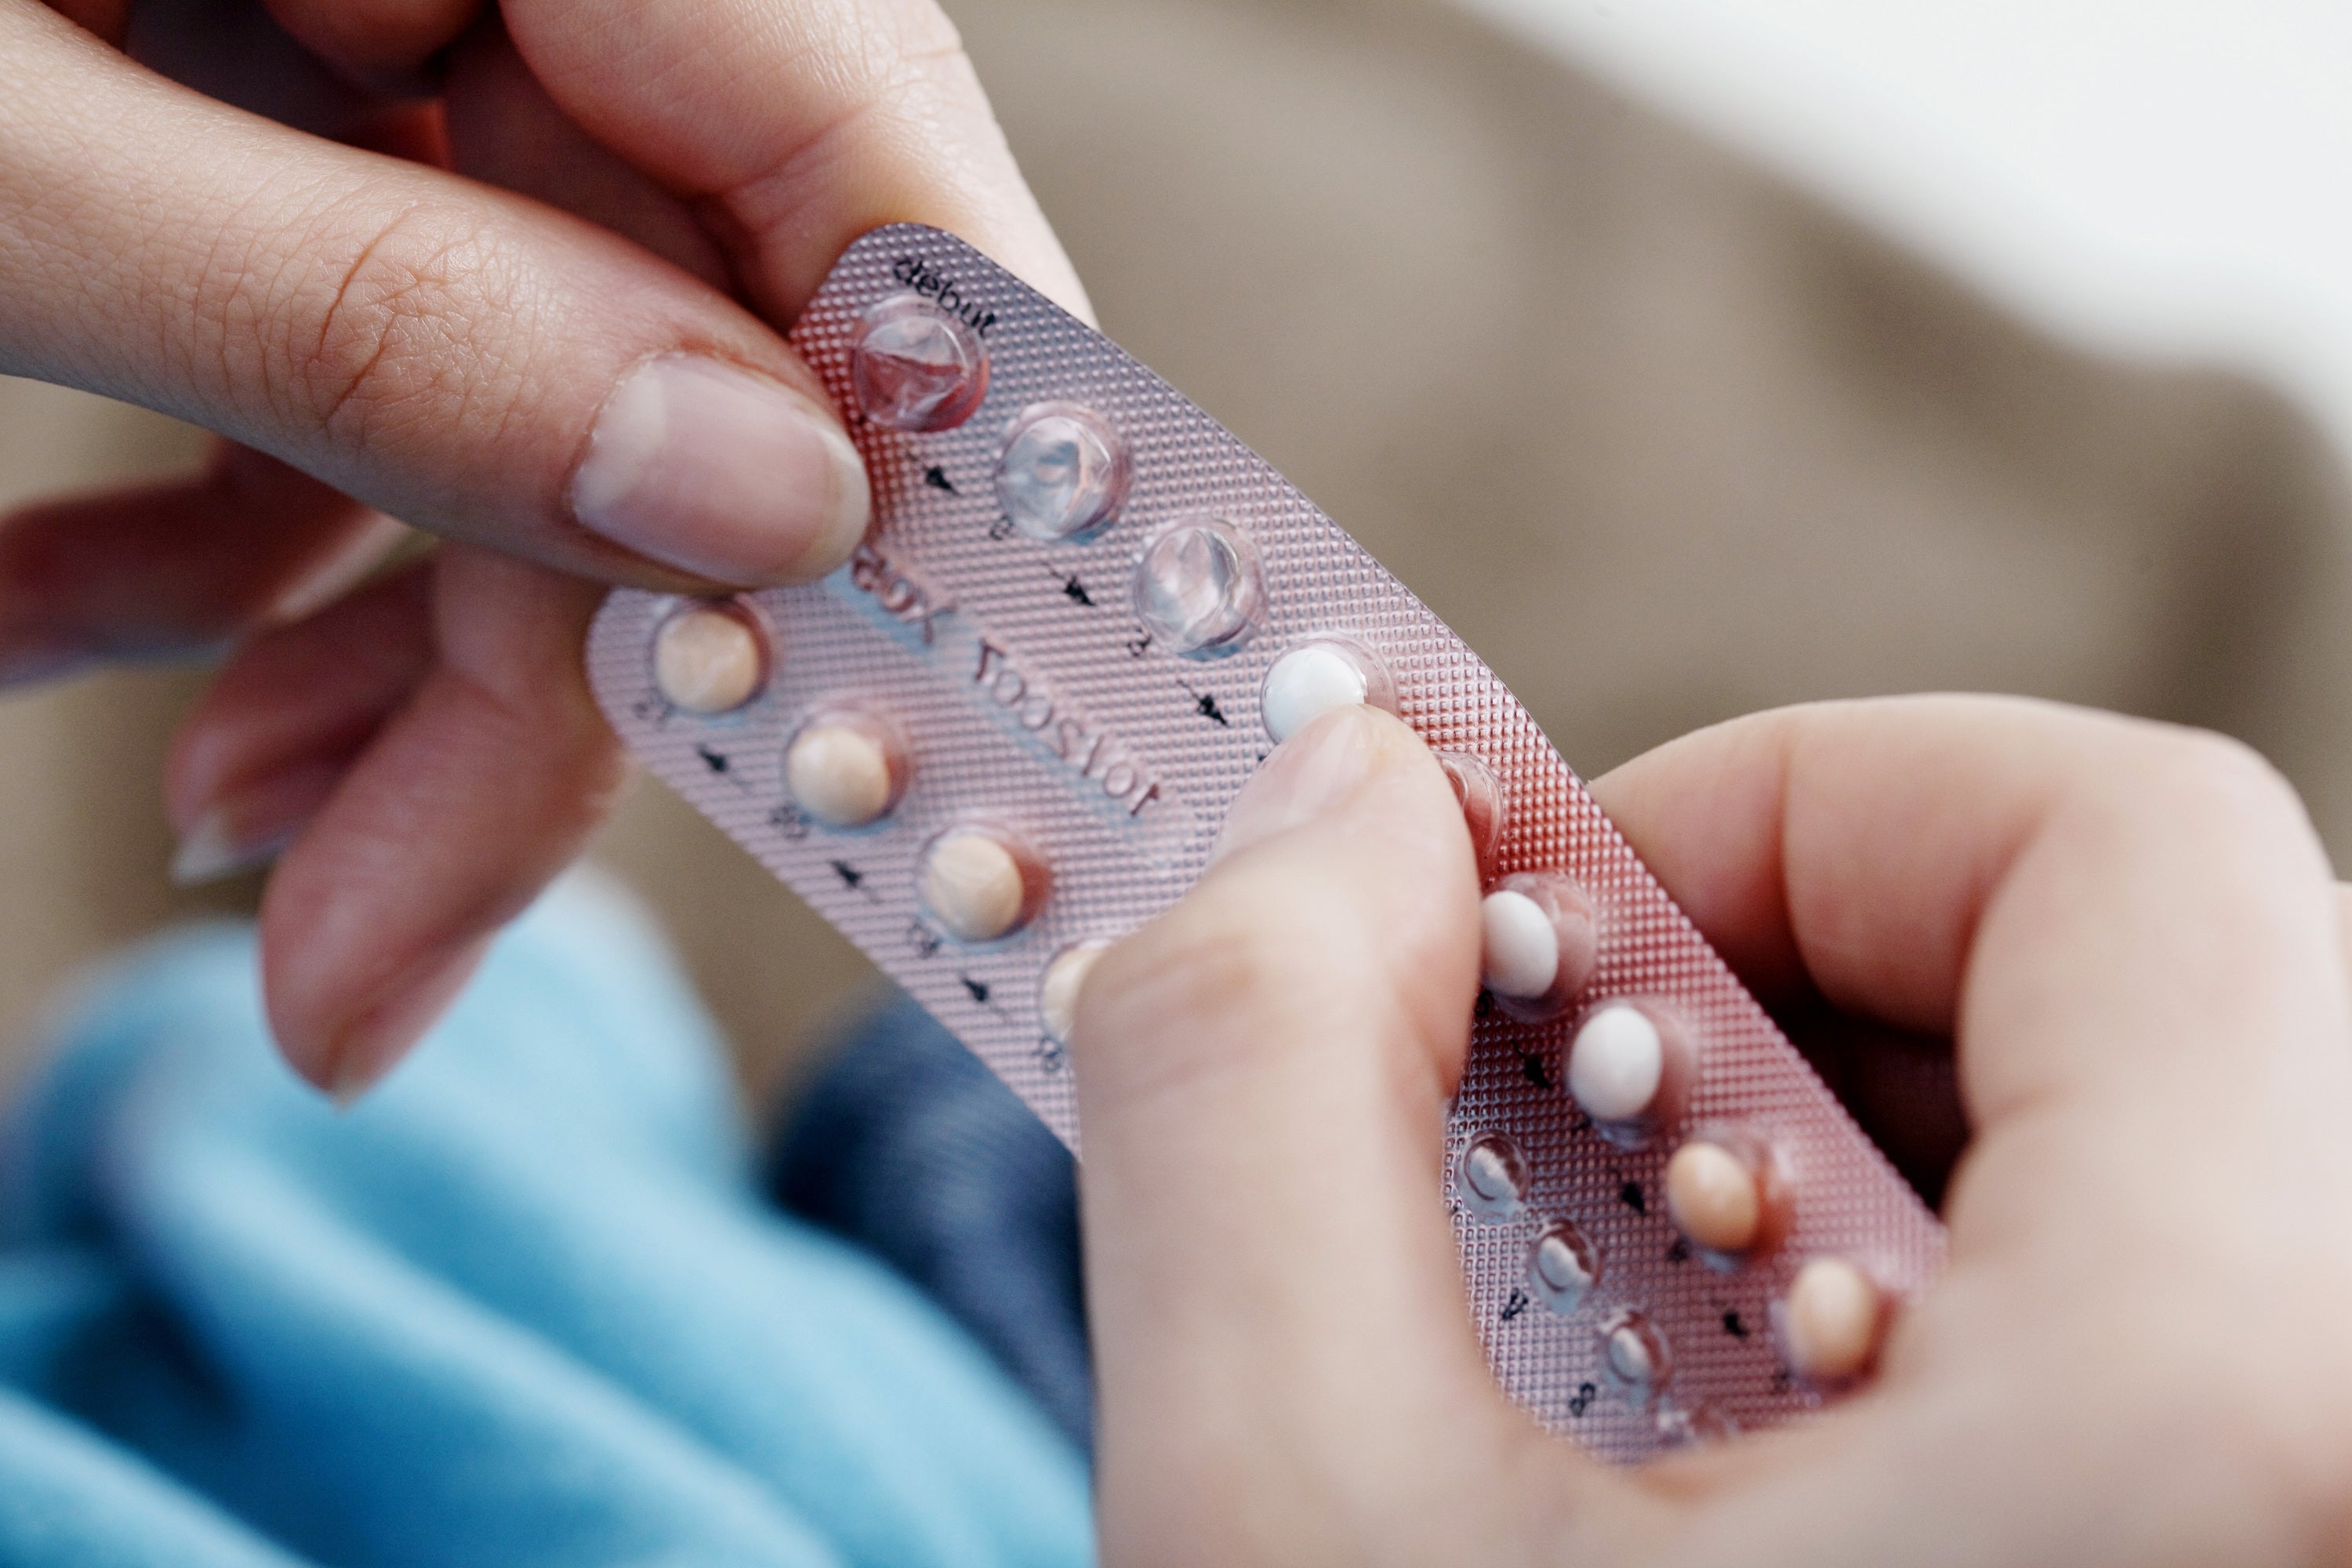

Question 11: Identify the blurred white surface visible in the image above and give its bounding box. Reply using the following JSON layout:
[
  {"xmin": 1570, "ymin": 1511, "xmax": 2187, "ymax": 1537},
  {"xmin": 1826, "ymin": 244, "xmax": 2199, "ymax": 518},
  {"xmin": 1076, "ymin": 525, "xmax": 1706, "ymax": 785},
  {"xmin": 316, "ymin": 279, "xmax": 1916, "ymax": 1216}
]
[{"xmin": 1463, "ymin": 0, "xmax": 2352, "ymax": 452}]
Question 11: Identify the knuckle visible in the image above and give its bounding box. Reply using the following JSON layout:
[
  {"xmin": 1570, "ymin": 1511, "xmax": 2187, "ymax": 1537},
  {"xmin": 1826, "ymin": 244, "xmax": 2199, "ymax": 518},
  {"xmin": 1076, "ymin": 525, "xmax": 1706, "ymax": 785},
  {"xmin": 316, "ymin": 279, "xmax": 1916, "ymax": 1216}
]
[{"xmin": 258, "ymin": 201, "xmax": 529, "ymax": 450}]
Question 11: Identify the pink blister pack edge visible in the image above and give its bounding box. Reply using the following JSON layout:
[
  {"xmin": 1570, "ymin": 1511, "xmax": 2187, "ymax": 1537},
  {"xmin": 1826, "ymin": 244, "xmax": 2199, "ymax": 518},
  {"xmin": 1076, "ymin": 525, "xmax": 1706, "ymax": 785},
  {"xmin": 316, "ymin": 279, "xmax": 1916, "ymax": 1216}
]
[{"xmin": 586, "ymin": 224, "xmax": 1946, "ymax": 1461}]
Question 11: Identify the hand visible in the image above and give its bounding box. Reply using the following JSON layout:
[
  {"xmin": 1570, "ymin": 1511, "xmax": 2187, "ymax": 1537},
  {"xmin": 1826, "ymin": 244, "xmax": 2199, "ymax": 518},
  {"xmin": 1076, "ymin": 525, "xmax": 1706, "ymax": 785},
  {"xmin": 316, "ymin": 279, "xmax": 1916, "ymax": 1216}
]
[
  {"xmin": 1072, "ymin": 696, "xmax": 2352, "ymax": 1566},
  {"xmin": 0, "ymin": 0, "xmax": 1082, "ymax": 1094}
]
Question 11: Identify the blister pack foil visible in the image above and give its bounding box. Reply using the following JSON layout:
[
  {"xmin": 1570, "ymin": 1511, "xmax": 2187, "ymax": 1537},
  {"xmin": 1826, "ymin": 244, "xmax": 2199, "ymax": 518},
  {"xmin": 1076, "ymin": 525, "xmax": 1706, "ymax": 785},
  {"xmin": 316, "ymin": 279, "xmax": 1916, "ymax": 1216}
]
[{"xmin": 586, "ymin": 224, "xmax": 1946, "ymax": 1460}]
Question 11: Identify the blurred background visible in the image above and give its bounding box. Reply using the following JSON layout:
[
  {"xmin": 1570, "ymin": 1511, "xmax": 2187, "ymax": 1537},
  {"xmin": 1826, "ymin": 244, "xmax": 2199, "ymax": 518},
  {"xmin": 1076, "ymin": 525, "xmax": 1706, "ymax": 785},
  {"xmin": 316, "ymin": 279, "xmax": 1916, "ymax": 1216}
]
[{"xmin": 5, "ymin": 0, "xmax": 2350, "ymax": 1106}]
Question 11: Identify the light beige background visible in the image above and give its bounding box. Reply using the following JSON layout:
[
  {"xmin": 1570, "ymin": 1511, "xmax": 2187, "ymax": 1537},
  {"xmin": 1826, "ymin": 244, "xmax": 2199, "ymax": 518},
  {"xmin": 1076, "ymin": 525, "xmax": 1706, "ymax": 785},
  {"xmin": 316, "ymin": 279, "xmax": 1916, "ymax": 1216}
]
[{"xmin": 3, "ymin": 0, "xmax": 2347, "ymax": 1105}]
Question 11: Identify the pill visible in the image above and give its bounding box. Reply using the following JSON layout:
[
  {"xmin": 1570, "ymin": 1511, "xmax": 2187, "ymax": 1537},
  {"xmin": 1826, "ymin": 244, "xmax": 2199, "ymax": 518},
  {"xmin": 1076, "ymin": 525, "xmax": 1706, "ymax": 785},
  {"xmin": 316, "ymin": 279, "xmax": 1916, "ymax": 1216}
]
[
  {"xmin": 996, "ymin": 403, "xmax": 1129, "ymax": 541},
  {"xmin": 1528, "ymin": 1221, "xmax": 1599, "ymax": 1316},
  {"xmin": 1131, "ymin": 517, "xmax": 1263, "ymax": 656},
  {"xmin": 653, "ymin": 604, "xmax": 766, "ymax": 715},
  {"xmin": 1664, "ymin": 1140, "xmax": 1762, "ymax": 1254},
  {"xmin": 785, "ymin": 718, "xmax": 903, "ymax": 829},
  {"xmin": 1038, "ymin": 939, "xmax": 1112, "ymax": 1044},
  {"xmin": 1782, "ymin": 1258, "xmax": 1884, "ymax": 1383},
  {"xmin": 919, "ymin": 828, "xmax": 1044, "ymax": 943},
  {"xmin": 1481, "ymin": 890, "xmax": 1560, "ymax": 999},
  {"xmin": 1566, "ymin": 1003, "xmax": 1667, "ymax": 1123},
  {"xmin": 1601, "ymin": 1311, "xmax": 1670, "ymax": 1394},
  {"xmin": 851, "ymin": 292, "xmax": 989, "ymax": 431},
  {"xmin": 1454, "ymin": 1131, "xmax": 1531, "ymax": 1221}
]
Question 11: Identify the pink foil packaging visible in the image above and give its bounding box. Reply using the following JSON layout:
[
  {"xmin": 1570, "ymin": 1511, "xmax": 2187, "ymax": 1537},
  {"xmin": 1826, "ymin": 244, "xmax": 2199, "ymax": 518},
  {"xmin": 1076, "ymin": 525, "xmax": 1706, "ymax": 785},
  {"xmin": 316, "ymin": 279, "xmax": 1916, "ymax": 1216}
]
[{"xmin": 586, "ymin": 224, "xmax": 1945, "ymax": 1461}]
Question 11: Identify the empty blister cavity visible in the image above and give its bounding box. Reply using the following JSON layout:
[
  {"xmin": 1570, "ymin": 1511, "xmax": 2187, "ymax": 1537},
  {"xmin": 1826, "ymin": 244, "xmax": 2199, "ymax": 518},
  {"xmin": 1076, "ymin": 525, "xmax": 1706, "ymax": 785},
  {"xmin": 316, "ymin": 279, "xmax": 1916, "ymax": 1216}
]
[
  {"xmin": 996, "ymin": 402, "xmax": 1130, "ymax": 541},
  {"xmin": 652, "ymin": 601, "xmax": 768, "ymax": 716},
  {"xmin": 1663, "ymin": 1127, "xmax": 1791, "ymax": 1263},
  {"xmin": 1131, "ymin": 517, "xmax": 1263, "ymax": 656},
  {"xmin": 918, "ymin": 825, "xmax": 1049, "ymax": 943},
  {"xmin": 1038, "ymin": 938, "xmax": 1112, "ymax": 1045},
  {"xmin": 1779, "ymin": 1258, "xmax": 1886, "ymax": 1386},
  {"xmin": 1454, "ymin": 1131, "xmax": 1531, "ymax": 1222},
  {"xmin": 851, "ymin": 292, "xmax": 989, "ymax": 431},
  {"xmin": 1527, "ymin": 1221, "xmax": 1599, "ymax": 1316},
  {"xmin": 784, "ymin": 708, "xmax": 909, "ymax": 829},
  {"xmin": 1436, "ymin": 752, "xmax": 1505, "ymax": 880},
  {"xmin": 1258, "ymin": 637, "xmax": 1395, "ymax": 743},
  {"xmin": 1479, "ymin": 872, "xmax": 1599, "ymax": 1022},
  {"xmin": 1599, "ymin": 1311, "xmax": 1671, "ymax": 1403},
  {"xmin": 1564, "ymin": 1000, "xmax": 1693, "ymax": 1139}
]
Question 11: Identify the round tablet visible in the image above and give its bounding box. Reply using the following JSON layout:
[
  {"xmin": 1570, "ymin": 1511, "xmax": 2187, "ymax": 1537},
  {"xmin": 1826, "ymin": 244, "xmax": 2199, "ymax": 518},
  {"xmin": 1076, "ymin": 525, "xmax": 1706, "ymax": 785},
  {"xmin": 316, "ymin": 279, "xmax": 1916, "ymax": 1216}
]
[
  {"xmin": 1480, "ymin": 890, "xmax": 1560, "ymax": 1000},
  {"xmin": 1600, "ymin": 1311, "xmax": 1671, "ymax": 1394},
  {"xmin": 652, "ymin": 604, "xmax": 765, "ymax": 715},
  {"xmin": 1664, "ymin": 1140, "xmax": 1762, "ymax": 1254},
  {"xmin": 1038, "ymin": 939, "xmax": 1112, "ymax": 1044},
  {"xmin": 1131, "ymin": 518, "xmax": 1263, "ymax": 657},
  {"xmin": 851, "ymin": 292, "xmax": 989, "ymax": 431},
  {"xmin": 1783, "ymin": 1258, "xmax": 1883, "ymax": 1383},
  {"xmin": 996, "ymin": 403, "xmax": 1129, "ymax": 541},
  {"xmin": 1566, "ymin": 1003, "xmax": 1666, "ymax": 1123},
  {"xmin": 1260, "ymin": 642, "xmax": 1370, "ymax": 742},
  {"xmin": 919, "ymin": 829, "xmax": 1040, "ymax": 943},
  {"xmin": 784, "ymin": 720, "xmax": 901, "ymax": 829},
  {"xmin": 1527, "ymin": 1221, "xmax": 1599, "ymax": 1316},
  {"xmin": 1454, "ymin": 1131, "xmax": 1531, "ymax": 1221}
]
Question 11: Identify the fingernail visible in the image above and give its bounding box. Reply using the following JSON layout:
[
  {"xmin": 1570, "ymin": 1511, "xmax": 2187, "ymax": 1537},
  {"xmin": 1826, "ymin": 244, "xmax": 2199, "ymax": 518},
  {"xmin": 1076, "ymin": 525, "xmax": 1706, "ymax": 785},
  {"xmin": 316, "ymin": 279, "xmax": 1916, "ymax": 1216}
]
[
  {"xmin": 1211, "ymin": 703, "xmax": 1383, "ymax": 864},
  {"xmin": 325, "ymin": 939, "xmax": 488, "ymax": 1107},
  {"xmin": 571, "ymin": 354, "xmax": 871, "ymax": 583},
  {"xmin": 169, "ymin": 759, "xmax": 345, "ymax": 887}
]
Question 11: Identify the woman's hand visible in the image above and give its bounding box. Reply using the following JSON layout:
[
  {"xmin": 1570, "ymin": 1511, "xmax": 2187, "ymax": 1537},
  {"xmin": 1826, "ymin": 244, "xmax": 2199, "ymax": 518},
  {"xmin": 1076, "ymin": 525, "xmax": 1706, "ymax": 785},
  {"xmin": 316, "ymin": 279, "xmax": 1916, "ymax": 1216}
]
[
  {"xmin": 0, "ymin": 0, "xmax": 1082, "ymax": 1094},
  {"xmin": 1073, "ymin": 695, "xmax": 2352, "ymax": 1566}
]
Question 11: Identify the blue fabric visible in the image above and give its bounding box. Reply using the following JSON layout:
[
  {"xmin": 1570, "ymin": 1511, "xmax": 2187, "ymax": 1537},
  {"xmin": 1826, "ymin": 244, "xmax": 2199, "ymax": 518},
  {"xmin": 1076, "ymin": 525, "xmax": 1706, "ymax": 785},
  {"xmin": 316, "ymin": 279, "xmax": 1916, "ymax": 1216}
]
[
  {"xmin": 772, "ymin": 997, "xmax": 1090, "ymax": 1452},
  {"xmin": 0, "ymin": 880, "xmax": 1094, "ymax": 1568}
]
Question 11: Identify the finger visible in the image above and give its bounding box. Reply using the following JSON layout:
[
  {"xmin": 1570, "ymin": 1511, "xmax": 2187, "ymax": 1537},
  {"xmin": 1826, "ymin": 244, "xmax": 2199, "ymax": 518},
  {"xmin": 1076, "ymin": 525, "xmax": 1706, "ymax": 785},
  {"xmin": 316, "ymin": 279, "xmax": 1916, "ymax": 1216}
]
[
  {"xmin": 492, "ymin": 0, "xmax": 1089, "ymax": 319},
  {"xmin": 1074, "ymin": 706, "xmax": 1653, "ymax": 1563},
  {"xmin": 1586, "ymin": 696, "xmax": 2352, "ymax": 1243},
  {"xmin": 256, "ymin": 545, "xmax": 626, "ymax": 1095},
  {"xmin": 1, "ymin": 5, "xmax": 869, "ymax": 589},
  {"xmin": 440, "ymin": 20, "xmax": 727, "ymax": 288},
  {"xmin": 0, "ymin": 443, "xmax": 407, "ymax": 681},
  {"xmin": 252, "ymin": 0, "xmax": 480, "ymax": 85},
  {"xmin": 164, "ymin": 561, "xmax": 437, "ymax": 881}
]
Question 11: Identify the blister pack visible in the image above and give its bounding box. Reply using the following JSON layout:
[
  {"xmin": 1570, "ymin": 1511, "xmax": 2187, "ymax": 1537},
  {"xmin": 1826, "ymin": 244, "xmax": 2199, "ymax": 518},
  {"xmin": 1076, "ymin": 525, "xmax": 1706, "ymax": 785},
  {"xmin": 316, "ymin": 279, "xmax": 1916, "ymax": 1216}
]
[{"xmin": 586, "ymin": 224, "xmax": 1945, "ymax": 1461}]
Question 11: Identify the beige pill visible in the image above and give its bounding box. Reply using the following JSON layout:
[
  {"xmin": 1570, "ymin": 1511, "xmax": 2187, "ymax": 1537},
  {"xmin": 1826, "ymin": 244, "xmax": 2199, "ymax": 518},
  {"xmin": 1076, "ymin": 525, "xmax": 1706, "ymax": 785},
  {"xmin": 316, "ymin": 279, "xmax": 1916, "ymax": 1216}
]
[
  {"xmin": 1038, "ymin": 940, "xmax": 1111, "ymax": 1044},
  {"xmin": 920, "ymin": 829, "xmax": 1036, "ymax": 943},
  {"xmin": 1664, "ymin": 1140, "xmax": 1763, "ymax": 1254},
  {"xmin": 786, "ymin": 722, "xmax": 898, "ymax": 829},
  {"xmin": 1783, "ymin": 1257, "xmax": 1884, "ymax": 1383},
  {"xmin": 653, "ymin": 604, "xmax": 764, "ymax": 714}
]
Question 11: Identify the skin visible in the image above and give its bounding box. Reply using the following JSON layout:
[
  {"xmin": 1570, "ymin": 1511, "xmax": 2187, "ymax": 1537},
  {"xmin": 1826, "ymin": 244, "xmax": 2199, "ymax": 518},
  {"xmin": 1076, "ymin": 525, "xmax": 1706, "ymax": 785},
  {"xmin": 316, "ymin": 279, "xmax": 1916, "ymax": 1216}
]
[
  {"xmin": 0, "ymin": 0, "xmax": 1084, "ymax": 1093},
  {"xmin": 1073, "ymin": 696, "xmax": 2352, "ymax": 1566}
]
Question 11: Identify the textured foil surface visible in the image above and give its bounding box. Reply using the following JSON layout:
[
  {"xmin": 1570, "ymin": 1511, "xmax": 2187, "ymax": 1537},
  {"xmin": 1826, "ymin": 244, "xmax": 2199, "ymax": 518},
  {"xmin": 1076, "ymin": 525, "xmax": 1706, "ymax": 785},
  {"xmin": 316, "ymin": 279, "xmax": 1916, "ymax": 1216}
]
[{"xmin": 587, "ymin": 225, "xmax": 1946, "ymax": 1460}]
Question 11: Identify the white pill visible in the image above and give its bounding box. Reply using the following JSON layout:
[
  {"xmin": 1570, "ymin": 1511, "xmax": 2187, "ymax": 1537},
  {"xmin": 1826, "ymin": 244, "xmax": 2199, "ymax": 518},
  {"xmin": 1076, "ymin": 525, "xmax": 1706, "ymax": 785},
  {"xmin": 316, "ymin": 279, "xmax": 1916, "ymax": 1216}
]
[
  {"xmin": 1038, "ymin": 939, "xmax": 1111, "ymax": 1044},
  {"xmin": 785, "ymin": 721, "xmax": 898, "ymax": 829},
  {"xmin": 1260, "ymin": 642, "xmax": 1370, "ymax": 743},
  {"xmin": 1664, "ymin": 1140, "xmax": 1762, "ymax": 1254},
  {"xmin": 1784, "ymin": 1258, "xmax": 1883, "ymax": 1383},
  {"xmin": 920, "ymin": 829, "xmax": 1035, "ymax": 943},
  {"xmin": 1480, "ymin": 890, "xmax": 1560, "ymax": 999},
  {"xmin": 652, "ymin": 605, "xmax": 764, "ymax": 715},
  {"xmin": 1527, "ymin": 1222, "xmax": 1598, "ymax": 1316},
  {"xmin": 1603, "ymin": 1313, "xmax": 1668, "ymax": 1389},
  {"xmin": 1455, "ymin": 1132, "xmax": 1530, "ymax": 1221},
  {"xmin": 1566, "ymin": 1004, "xmax": 1665, "ymax": 1123}
]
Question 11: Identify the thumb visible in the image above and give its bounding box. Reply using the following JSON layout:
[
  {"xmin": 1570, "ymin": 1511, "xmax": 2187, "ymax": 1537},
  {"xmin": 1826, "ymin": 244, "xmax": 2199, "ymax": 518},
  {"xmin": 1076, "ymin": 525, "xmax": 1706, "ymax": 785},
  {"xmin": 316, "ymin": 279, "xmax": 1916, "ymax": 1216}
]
[{"xmin": 1073, "ymin": 706, "xmax": 1635, "ymax": 1563}]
